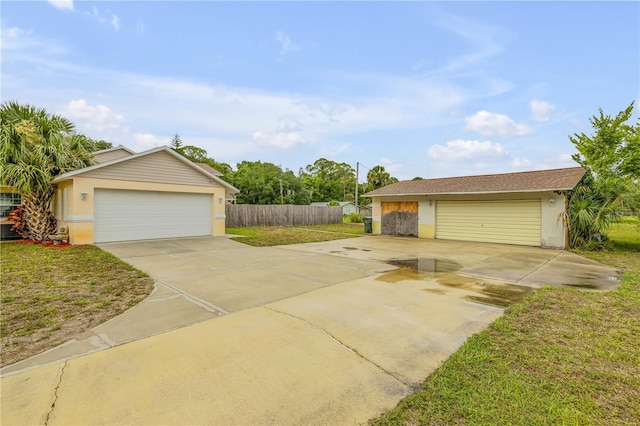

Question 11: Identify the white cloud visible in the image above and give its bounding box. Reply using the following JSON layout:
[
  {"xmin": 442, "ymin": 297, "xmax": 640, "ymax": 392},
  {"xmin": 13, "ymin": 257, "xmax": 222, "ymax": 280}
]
[
  {"xmin": 530, "ymin": 100, "xmax": 555, "ymax": 122},
  {"xmin": 136, "ymin": 19, "xmax": 145, "ymax": 34},
  {"xmin": 111, "ymin": 14, "xmax": 121, "ymax": 32},
  {"xmin": 47, "ymin": 0, "xmax": 74, "ymax": 11},
  {"xmin": 133, "ymin": 133, "xmax": 167, "ymax": 149},
  {"xmin": 378, "ymin": 157, "xmax": 405, "ymax": 175},
  {"xmin": 252, "ymin": 116, "xmax": 307, "ymax": 149},
  {"xmin": 85, "ymin": 5, "xmax": 121, "ymax": 31},
  {"xmin": 253, "ymin": 131, "xmax": 305, "ymax": 149},
  {"xmin": 512, "ymin": 157, "xmax": 532, "ymax": 168},
  {"xmin": 275, "ymin": 31, "xmax": 299, "ymax": 56},
  {"xmin": 59, "ymin": 99, "xmax": 126, "ymax": 133},
  {"xmin": 465, "ymin": 110, "xmax": 533, "ymax": 137},
  {"xmin": 428, "ymin": 139, "xmax": 507, "ymax": 160}
]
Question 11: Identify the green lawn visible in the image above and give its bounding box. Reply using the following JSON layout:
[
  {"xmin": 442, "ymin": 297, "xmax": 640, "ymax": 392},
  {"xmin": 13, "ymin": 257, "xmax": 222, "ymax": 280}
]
[
  {"xmin": 372, "ymin": 217, "xmax": 640, "ymax": 425},
  {"xmin": 0, "ymin": 243, "xmax": 154, "ymax": 367},
  {"xmin": 226, "ymin": 222, "xmax": 364, "ymax": 247}
]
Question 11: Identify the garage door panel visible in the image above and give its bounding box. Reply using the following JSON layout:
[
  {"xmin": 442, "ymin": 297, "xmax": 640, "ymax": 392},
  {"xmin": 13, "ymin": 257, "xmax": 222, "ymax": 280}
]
[
  {"xmin": 436, "ymin": 200, "xmax": 541, "ymax": 246},
  {"xmin": 95, "ymin": 189, "xmax": 212, "ymax": 243}
]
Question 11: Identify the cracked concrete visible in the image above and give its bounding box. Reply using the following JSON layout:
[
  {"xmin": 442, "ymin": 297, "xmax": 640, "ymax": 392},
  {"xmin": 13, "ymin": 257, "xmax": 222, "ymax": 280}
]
[
  {"xmin": 264, "ymin": 306, "xmax": 413, "ymax": 388},
  {"xmin": 44, "ymin": 360, "xmax": 67, "ymax": 426},
  {"xmin": 0, "ymin": 236, "xmax": 621, "ymax": 424}
]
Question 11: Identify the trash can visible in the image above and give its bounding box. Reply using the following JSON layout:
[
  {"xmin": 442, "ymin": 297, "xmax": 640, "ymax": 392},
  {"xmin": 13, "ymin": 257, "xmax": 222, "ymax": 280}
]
[{"xmin": 363, "ymin": 217, "xmax": 372, "ymax": 234}]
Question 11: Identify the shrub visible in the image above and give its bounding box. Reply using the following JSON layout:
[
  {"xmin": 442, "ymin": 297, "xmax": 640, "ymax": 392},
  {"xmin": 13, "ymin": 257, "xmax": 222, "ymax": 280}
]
[{"xmin": 347, "ymin": 213, "xmax": 363, "ymax": 223}]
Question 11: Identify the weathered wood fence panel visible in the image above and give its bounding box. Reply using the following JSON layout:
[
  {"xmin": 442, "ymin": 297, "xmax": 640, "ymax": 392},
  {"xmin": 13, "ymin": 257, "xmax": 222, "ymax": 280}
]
[{"xmin": 225, "ymin": 204, "xmax": 343, "ymax": 227}]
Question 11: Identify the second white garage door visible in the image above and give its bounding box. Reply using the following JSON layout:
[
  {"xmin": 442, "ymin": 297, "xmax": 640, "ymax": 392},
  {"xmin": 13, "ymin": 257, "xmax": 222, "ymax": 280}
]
[
  {"xmin": 94, "ymin": 189, "xmax": 212, "ymax": 243},
  {"xmin": 436, "ymin": 200, "xmax": 541, "ymax": 246}
]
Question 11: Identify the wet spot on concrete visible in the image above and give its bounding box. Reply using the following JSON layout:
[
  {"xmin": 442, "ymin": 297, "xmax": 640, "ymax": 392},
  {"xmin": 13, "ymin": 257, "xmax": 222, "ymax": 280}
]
[
  {"xmin": 436, "ymin": 275, "xmax": 533, "ymax": 308},
  {"xmin": 376, "ymin": 258, "xmax": 461, "ymax": 283},
  {"xmin": 423, "ymin": 288, "xmax": 447, "ymax": 295},
  {"xmin": 342, "ymin": 247, "xmax": 372, "ymax": 252},
  {"xmin": 377, "ymin": 258, "xmax": 533, "ymax": 308},
  {"xmin": 564, "ymin": 283, "xmax": 599, "ymax": 289}
]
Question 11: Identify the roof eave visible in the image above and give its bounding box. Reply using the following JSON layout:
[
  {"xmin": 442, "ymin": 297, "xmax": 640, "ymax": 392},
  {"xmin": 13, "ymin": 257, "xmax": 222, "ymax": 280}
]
[
  {"xmin": 366, "ymin": 187, "xmax": 576, "ymax": 197},
  {"xmin": 53, "ymin": 146, "xmax": 240, "ymax": 193}
]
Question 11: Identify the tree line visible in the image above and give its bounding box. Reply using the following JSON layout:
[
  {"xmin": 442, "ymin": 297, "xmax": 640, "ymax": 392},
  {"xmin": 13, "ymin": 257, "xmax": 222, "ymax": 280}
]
[
  {"xmin": 1, "ymin": 100, "xmax": 637, "ymax": 247},
  {"xmin": 168, "ymin": 133, "xmax": 398, "ymax": 206}
]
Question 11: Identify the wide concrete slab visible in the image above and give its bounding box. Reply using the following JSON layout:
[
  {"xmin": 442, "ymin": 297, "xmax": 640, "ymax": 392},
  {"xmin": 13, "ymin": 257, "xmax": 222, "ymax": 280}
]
[
  {"xmin": 268, "ymin": 275, "xmax": 504, "ymax": 387},
  {"xmin": 1, "ymin": 235, "xmax": 623, "ymax": 424},
  {"xmin": 101, "ymin": 237, "xmax": 396, "ymax": 314},
  {"xmin": 3, "ymin": 308, "xmax": 410, "ymax": 425}
]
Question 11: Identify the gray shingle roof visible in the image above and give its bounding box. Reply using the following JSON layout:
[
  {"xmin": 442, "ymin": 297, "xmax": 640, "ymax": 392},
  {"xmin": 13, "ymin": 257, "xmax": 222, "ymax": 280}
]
[{"xmin": 363, "ymin": 167, "xmax": 586, "ymax": 197}]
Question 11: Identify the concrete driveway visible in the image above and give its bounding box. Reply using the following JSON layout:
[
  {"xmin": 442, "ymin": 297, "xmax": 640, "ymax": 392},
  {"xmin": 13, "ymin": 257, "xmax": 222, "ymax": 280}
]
[{"xmin": 1, "ymin": 236, "xmax": 621, "ymax": 425}]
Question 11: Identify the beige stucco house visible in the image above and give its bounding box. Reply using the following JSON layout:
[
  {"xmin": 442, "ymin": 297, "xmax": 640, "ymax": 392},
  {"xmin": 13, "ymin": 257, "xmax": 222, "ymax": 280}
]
[
  {"xmin": 363, "ymin": 167, "xmax": 586, "ymax": 249},
  {"xmin": 47, "ymin": 145, "xmax": 238, "ymax": 244}
]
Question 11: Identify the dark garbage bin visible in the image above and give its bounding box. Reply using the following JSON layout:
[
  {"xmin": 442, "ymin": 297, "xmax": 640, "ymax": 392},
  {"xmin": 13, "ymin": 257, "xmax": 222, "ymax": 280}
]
[{"xmin": 363, "ymin": 217, "xmax": 372, "ymax": 234}]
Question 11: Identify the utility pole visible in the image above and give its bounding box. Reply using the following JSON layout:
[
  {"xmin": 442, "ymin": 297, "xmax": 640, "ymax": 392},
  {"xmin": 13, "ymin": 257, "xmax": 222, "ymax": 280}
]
[{"xmin": 355, "ymin": 162, "xmax": 359, "ymax": 212}]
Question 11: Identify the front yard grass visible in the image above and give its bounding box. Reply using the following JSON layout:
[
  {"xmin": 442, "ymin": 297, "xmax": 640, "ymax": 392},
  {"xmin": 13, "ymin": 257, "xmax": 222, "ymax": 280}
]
[
  {"xmin": 0, "ymin": 243, "xmax": 154, "ymax": 367},
  {"xmin": 372, "ymin": 217, "xmax": 640, "ymax": 425},
  {"xmin": 226, "ymin": 222, "xmax": 364, "ymax": 247}
]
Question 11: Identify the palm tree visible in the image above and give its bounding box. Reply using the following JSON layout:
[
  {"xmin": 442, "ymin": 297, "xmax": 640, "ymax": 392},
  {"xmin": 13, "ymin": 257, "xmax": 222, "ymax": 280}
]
[
  {"xmin": 0, "ymin": 101, "xmax": 95, "ymax": 241},
  {"xmin": 563, "ymin": 173, "xmax": 637, "ymax": 248},
  {"xmin": 366, "ymin": 165, "xmax": 398, "ymax": 191}
]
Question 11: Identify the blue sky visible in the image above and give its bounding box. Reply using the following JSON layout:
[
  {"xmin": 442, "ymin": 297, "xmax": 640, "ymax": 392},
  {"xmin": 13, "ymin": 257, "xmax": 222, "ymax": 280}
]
[{"xmin": 2, "ymin": 1, "xmax": 638, "ymax": 180}]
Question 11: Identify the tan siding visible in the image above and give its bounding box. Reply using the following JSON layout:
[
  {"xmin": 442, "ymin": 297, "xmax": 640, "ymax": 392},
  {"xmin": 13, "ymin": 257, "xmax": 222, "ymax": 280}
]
[
  {"xmin": 82, "ymin": 151, "xmax": 216, "ymax": 186},
  {"xmin": 94, "ymin": 149, "xmax": 132, "ymax": 163},
  {"xmin": 436, "ymin": 200, "xmax": 541, "ymax": 246}
]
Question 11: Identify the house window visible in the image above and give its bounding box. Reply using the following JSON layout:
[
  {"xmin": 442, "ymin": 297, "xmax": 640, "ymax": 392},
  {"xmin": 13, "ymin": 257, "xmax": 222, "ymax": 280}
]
[{"xmin": 0, "ymin": 193, "xmax": 21, "ymax": 219}]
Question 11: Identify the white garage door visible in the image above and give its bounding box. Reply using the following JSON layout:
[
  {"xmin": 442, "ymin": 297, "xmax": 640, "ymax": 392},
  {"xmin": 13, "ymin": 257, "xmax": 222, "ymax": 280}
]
[
  {"xmin": 94, "ymin": 189, "xmax": 212, "ymax": 243},
  {"xmin": 436, "ymin": 200, "xmax": 541, "ymax": 246}
]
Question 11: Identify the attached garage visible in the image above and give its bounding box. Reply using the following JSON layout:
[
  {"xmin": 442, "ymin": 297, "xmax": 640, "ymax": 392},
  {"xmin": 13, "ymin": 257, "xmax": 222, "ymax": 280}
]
[
  {"xmin": 436, "ymin": 200, "xmax": 541, "ymax": 246},
  {"xmin": 52, "ymin": 146, "xmax": 239, "ymax": 245},
  {"xmin": 94, "ymin": 189, "xmax": 212, "ymax": 243},
  {"xmin": 364, "ymin": 167, "xmax": 586, "ymax": 249}
]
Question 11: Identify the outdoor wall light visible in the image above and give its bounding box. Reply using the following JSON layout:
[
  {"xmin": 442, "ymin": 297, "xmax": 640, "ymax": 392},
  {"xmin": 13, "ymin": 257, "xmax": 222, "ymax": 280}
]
[
  {"xmin": 549, "ymin": 198, "xmax": 555, "ymax": 206},
  {"xmin": 428, "ymin": 200, "xmax": 433, "ymax": 206},
  {"xmin": 81, "ymin": 192, "xmax": 87, "ymax": 201}
]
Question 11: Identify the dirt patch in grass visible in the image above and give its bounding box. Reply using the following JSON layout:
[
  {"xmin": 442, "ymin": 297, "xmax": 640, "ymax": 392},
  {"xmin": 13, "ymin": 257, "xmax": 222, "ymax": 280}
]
[
  {"xmin": 226, "ymin": 223, "xmax": 363, "ymax": 247},
  {"xmin": 0, "ymin": 242, "xmax": 154, "ymax": 367}
]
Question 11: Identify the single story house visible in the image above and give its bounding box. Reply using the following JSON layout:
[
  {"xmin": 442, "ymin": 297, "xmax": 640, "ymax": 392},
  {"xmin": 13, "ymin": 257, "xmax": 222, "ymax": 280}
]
[
  {"xmin": 363, "ymin": 167, "xmax": 586, "ymax": 249},
  {"xmin": 310, "ymin": 201, "xmax": 357, "ymax": 215},
  {"xmin": 2, "ymin": 145, "xmax": 239, "ymax": 244}
]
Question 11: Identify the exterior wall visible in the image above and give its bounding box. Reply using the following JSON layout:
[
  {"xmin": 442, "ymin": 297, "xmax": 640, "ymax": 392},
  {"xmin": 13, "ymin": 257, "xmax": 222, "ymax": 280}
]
[
  {"xmin": 93, "ymin": 148, "xmax": 133, "ymax": 163},
  {"xmin": 370, "ymin": 191, "xmax": 567, "ymax": 249},
  {"xmin": 418, "ymin": 198, "xmax": 435, "ymax": 238},
  {"xmin": 541, "ymin": 192, "xmax": 567, "ymax": 249},
  {"xmin": 341, "ymin": 203, "xmax": 357, "ymax": 215},
  {"xmin": 81, "ymin": 151, "xmax": 214, "ymax": 186},
  {"xmin": 57, "ymin": 177, "xmax": 227, "ymax": 245}
]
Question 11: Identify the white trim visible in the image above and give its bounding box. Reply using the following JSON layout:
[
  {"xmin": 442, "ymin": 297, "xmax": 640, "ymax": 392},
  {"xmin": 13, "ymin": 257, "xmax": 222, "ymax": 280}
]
[
  {"xmin": 65, "ymin": 216, "xmax": 94, "ymax": 222},
  {"xmin": 214, "ymin": 214, "xmax": 226, "ymax": 219},
  {"xmin": 93, "ymin": 145, "xmax": 136, "ymax": 156},
  {"xmin": 53, "ymin": 146, "xmax": 239, "ymax": 193}
]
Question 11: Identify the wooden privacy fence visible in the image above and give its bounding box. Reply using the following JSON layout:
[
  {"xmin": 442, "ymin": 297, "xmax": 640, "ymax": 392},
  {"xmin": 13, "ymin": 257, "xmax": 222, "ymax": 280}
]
[{"xmin": 225, "ymin": 204, "xmax": 343, "ymax": 227}]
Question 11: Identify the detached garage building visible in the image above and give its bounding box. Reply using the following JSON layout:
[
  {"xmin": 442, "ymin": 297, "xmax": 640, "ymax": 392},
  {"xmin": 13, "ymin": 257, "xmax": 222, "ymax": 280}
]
[
  {"xmin": 364, "ymin": 167, "xmax": 586, "ymax": 249},
  {"xmin": 52, "ymin": 146, "xmax": 238, "ymax": 244}
]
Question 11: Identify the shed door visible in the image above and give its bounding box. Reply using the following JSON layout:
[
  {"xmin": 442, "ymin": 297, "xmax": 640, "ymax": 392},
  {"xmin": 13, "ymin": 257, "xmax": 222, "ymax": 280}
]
[
  {"xmin": 381, "ymin": 202, "xmax": 418, "ymax": 237},
  {"xmin": 436, "ymin": 200, "xmax": 541, "ymax": 246},
  {"xmin": 94, "ymin": 189, "xmax": 212, "ymax": 243}
]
